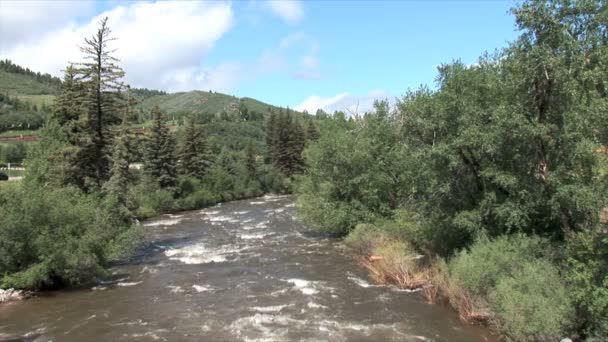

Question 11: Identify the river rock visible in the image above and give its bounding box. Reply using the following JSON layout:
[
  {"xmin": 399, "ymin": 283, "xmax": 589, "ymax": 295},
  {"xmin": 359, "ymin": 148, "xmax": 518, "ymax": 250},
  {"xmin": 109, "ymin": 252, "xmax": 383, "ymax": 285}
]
[{"xmin": 0, "ymin": 288, "xmax": 28, "ymax": 303}]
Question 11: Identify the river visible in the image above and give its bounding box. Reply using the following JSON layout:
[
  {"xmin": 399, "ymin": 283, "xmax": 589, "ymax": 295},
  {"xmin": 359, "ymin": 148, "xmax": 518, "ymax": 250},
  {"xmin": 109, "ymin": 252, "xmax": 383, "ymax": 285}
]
[{"xmin": 0, "ymin": 195, "xmax": 495, "ymax": 341}]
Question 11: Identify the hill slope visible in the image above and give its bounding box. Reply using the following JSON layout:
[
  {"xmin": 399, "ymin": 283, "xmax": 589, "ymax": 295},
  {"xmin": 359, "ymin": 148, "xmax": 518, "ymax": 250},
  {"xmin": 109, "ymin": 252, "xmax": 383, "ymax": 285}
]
[
  {"xmin": 0, "ymin": 61, "xmax": 301, "ymax": 127},
  {"xmin": 138, "ymin": 90, "xmax": 296, "ymax": 117}
]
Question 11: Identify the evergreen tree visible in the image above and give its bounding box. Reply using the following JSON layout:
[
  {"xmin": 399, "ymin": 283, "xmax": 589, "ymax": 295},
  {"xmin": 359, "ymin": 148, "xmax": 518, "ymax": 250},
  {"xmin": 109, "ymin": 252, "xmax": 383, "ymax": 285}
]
[
  {"xmin": 245, "ymin": 142, "xmax": 257, "ymax": 179},
  {"xmin": 123, "ymin": 86, "xmax": 138, "ymax": 124},
  {"xmin": 104, "ymin": 126, "xmax": 133, "ymax": 214},
  {"xmin": 286, "ymin": 116, "xmax": 306, "ymax": 174},
  {"xmin": 273, "ymin": 111, "xmax": 306, "ymax": 176},
  {"xmin": 52, "ymin": 65, "xmax": 85, "ymax": 133},
  {"xmin": 266, "ymin": 111, "xmax": 279, "ymax": 162},
  {"xmin": 306, "ymin": 120, "xmax": 320, "ymax": 141},
  {"xmin": 177, "ymin": 117, "xmax": 212, "ymax": 178},
  {"xmin": 144, "ymin": 105, "xmax": 176, "ymax": 189},
  {"xmin": 75, "ymin": 17, "xmax": 126, "ymax": 187}
]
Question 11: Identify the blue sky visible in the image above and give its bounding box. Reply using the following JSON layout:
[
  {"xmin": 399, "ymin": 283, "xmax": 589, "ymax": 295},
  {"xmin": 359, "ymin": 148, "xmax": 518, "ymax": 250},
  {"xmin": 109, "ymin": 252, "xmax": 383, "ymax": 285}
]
[{"xmin": 0, "ymin": 0, "xmax": 519, "ymax": 112}]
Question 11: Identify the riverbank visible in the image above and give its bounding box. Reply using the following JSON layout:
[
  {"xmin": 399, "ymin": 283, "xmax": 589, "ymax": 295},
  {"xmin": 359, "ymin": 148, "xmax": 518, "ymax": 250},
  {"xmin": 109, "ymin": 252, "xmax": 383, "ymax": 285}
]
[
  {"xmin": 344, "ymin": 223, "xmax": 578, "ymax": 341},
  {"xmin": 0, "ymin": 288, "xmax": 30, "ymax": 304},
  {"xmin": 0, "ymin": 196, "xmax": 495, "ymax": 341}
]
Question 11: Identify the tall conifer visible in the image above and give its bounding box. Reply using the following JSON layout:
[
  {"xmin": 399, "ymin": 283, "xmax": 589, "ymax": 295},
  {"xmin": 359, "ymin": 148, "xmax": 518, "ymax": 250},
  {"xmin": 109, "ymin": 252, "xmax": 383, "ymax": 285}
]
[
  {"xmin": 144, "ymin": 105, "xmax": 176, "ymax": 189},
  {"xmin": 177, "ymin": 117, "xmax": 212, "ymax": 178}
]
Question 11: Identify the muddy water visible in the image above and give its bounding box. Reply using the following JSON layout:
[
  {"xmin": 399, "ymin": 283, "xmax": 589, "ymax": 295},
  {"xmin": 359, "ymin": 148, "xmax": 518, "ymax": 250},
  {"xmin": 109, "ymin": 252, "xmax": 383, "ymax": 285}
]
[{"xmin": 0, "ymin": 195, "xmax": 495, "ymax": 341}]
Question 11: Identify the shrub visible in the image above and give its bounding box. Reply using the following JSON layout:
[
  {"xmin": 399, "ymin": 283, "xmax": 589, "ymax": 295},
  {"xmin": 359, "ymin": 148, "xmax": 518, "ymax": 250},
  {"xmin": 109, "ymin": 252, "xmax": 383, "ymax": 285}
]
[
  {"xmin": 345, "ymin": 223, "xmax": 429, "ymax": 290},
  {"xmin": 490, "ymin": 260, "xmax": 574, "ymax": 342},
  {"xmin": 371, "ymin": 240, "xmax": 428, "ymax": 289},
  {"xmin": 136, "ymin": 189, "xmax": 175, "ymax": 218},
  {"xmin": 0, "ymin": 185, "xmax": 138, "ymax": 289},
  {"xmin": 344, "ymin": 223, "xmax": 388, "ymax": 255},
  {"xmin": 440, "ymin": 234, "xmax": 573, "ymax": 339},
  {"xmin": 447, "ymin": 234, "xmax": 547, "ymax": 298},
  {"xmin": 565, "ymin": 231, "xmax": 608, "ymax": 339},
  {"xmin": 179, "ymin": 187, "xmax": 220, "ymax": 211}
]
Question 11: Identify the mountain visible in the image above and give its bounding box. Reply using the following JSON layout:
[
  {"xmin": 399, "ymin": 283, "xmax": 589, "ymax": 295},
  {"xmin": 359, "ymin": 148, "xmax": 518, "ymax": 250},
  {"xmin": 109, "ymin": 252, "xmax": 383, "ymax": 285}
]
[{"xmin": 0, "ymin": 60, "xmax": 297, "ymax": 120}]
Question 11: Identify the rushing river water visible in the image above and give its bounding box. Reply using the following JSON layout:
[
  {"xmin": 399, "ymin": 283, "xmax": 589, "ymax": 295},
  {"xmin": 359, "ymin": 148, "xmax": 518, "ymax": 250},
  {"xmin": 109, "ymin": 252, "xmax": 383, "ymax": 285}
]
[{"xmin": 0, "ymin": 195, "xmax": 495, "ymax": 342}]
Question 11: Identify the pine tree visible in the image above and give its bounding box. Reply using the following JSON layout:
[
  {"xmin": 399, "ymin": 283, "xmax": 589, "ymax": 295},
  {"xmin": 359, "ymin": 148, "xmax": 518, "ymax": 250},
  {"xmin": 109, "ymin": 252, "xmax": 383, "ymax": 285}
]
[
  {"xmin": 272, "ymin": 111, "xmax": 306, "ymax": 176},
  {"xmin": 75, "ymin": 17, "xmax": 126, "ymax": 187},
  {"xmin": 52, "ymin": 65, "xmax": 86, "ymax": 136},
  {"xmin": 266, "ymin": 111, "xmax": 279, "ymax": 163},
  {"xmin": 104, "ymin": 126, "xmax": 132, "ymax": 206},
  {"xmin": 177, "ymin": 117, "xmax": 212, "ymax": 178},
  {"xmin": 245, "ymin": 142, "xmax": 257, "ymax": 179},
  {"xmin": 144, "ymin": 105, "xmax": 176, "ymax": 189},
  {"xmin": 306, "ymin": 120, "xmax": 320, "ymax": 141},
  {"xmin": 287, "ymin": 117, "xmax": 306, "ymax": 174},
  {"xmin": 123, "ymin": 86, "xmax": 138, "ymax": 124}
]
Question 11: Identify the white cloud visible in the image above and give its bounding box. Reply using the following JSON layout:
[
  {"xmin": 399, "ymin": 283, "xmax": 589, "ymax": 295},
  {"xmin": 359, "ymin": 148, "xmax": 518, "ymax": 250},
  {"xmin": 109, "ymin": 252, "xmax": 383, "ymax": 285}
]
[
  {"xmin": 0, "ymin": 0, "xmax": 95, "ymax": 49},
  {"xmin": 0, "ymin": 1, "xmax": 235, "ymax": 92},
  {"xmin": 263, "ymin": 0, "xmax": 304, "ymax": 24},
  {"xmin": 295, "ymin": 93, "xmax": 349, "ymax": 113},
  {"xmin": 295, "ymin": 90, "xmax": 394, "ymax": 114}
]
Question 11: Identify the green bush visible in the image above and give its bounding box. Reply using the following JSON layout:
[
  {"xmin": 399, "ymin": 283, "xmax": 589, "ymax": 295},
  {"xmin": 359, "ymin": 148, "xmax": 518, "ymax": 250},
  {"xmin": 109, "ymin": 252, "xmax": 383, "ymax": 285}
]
[
  {"xmin": 136, "ymin": 188, "xmax": 175, "ymax": 219},
  {"xmin": 178, "ymin": 187, "xmax": 220, "ymax": 211},
  {"xmin": 344, "ymin": 223, "xmax": 389, "ymax": 255},
  {"xmin": 490, "ymin": 260, "xmax": 574, "ymax": 342},
  {"xmin": 448, "ymin": 234, "xmax": 547, "ymax": 298},
  {"xmin": 0, "ymin": 185, "xmax": 139, "ymax": 289},
  {"xmin": 565, "ymin": 231, "xmax": 608, "ymax": 339},
  {"xmin": 445, "ymin": 235, "xmax": 573, "ymax": 340}
]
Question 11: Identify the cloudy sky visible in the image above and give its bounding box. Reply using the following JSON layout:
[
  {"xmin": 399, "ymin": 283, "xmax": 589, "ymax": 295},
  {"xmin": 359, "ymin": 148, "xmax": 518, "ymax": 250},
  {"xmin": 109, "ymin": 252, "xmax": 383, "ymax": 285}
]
[{"xmin": 0, "ymin": 0, "xmax": 518, "ymax": 113}]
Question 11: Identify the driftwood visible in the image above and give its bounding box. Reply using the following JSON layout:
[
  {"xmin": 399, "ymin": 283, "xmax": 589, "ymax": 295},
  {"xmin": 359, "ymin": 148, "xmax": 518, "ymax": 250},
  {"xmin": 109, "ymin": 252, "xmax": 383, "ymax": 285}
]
[{"xmin": 368, "ymin": 255, "xmax": 384, "ymax": 262}]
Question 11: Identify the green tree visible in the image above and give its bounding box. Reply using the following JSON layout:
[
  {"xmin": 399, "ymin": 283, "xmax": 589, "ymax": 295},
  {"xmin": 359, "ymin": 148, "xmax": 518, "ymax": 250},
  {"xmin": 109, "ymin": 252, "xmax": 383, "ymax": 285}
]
[
  {"xmin": 75, "ymin": 16, "xmax": 126, "ymax": 187},
  {"xmin": 177, "ymin": 117, "xmax": 212, "ymax": 178},
  {"xmin": 245, "ymin": 142, "xmax": 257, "ymax": 179},
  {"xmin": 144, "ymin": 105, "xmax": 177, "ymax": 189},
  {"xmin": 52, "ymin": 65, "xmax": 85, "ymax": 128},
  {"xmin": 266, "ymin": 111, "xmax": 279, "ymax": 163},
  {"xmin": 306, "ymin": 119, "xmax": 320, "ymax": 141},
  {"xmin": 104, "ymin": 126, "xmax": 133, "ymax": 211}
]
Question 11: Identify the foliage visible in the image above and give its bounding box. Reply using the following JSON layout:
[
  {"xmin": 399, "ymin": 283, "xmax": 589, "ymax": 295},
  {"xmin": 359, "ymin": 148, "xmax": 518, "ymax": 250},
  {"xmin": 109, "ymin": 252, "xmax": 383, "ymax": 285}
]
[
  {"xmin": 177, "ymin": 117, "xmax": 212, "ymax": 179},
  {"xmin": 564, "ymin": 230, "xmax": 608, "ymax": 339},
  {"xmin": 144, "ymin": 105, "xmax": 177, "ymax": 189},
  {"xmin": 296, "ymin": 102, "xmax": 409, "ymax": 235},
  {"xmin": 0, "ymin": 93, "xmax": 46, "ymax": 132},
  {"xmin": 0, "ymin": 142, "xmax": 27, "ymax": 164},
  {"xmin": 344, "ymin": 223, "xmax": 389, "ymax": 256},
  {"xmin": 72, "ymin": 17, "xmax": 126, "ymax": 187},
  {"xmin": 440, "ymin": 235, "xmax": 573, "ymax": 340},
  {"xmin": 0, "ymin": 183, "xmax": 140, "ymax": 290},
  {"xmin": 266, "ymin": 109, "xmax": 307, "ymax": 176},
  {"xmin": 490, "ymin": 260, "xmax": 574, "ymax": 342}
]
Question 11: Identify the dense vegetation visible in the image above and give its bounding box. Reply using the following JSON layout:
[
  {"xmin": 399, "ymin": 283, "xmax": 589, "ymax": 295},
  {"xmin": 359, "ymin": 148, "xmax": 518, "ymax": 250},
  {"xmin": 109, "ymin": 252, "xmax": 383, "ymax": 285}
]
[
  {"xmin": 0, "ymin": 18, "xmax": 313, "ymax": 291},
  {"xmin": 297, "ymin": 1, "xmax": 608, "ymax": 340},
  {"xmin": 0, "ymin": 93, "xmax": 49, "ymax": 133}
]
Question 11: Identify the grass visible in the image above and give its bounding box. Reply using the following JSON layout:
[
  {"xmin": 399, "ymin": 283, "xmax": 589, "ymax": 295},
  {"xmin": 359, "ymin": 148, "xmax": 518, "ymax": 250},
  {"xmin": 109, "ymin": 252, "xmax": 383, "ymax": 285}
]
[
  {"xmin": 15, "ymin": 94, "xmax": 56, "ymax": 107},
  {"xmin": 0, "ymin": 129, "xmax": 40, "ymax": 137},
  {"xmin": 0, "ymin": 70, "xmax": 60, "ymax": 96},
  {"xmin": 139, "ymin": 90, "xmax": 302, "ymax": 116}
]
